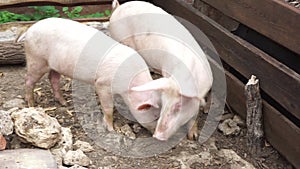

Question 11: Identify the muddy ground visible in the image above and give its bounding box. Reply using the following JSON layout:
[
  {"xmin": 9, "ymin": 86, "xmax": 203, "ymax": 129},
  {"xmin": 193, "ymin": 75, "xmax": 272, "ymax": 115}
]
[{"xmin": 0, "ymin": 65, "xmax": 294, "ymax": 169}]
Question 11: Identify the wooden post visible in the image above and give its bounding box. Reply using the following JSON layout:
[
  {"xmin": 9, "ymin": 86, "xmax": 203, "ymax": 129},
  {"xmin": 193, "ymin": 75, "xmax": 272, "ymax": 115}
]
[
  {"xmin": 0, "ymin": 42, "xmax": 25, "ymax": 65},
  {"xmin": 245, "ymin": 75, "xmax": 264, "ymax": 156}
]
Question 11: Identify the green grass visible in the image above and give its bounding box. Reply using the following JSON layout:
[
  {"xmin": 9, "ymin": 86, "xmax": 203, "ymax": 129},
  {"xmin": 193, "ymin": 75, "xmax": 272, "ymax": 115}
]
[{"xmin": 0, "ymin": 6, "xmax": 111, "ymax": 24}]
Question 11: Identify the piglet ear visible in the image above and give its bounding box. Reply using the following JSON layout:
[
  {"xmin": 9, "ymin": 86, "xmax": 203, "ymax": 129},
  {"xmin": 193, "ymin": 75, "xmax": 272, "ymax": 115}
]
[
  {"xmin": 137, "ymin": 101, "xmax": 159, "ymax": 111},
  {"xmin": 131, "ymin": 78, "xmax": 170, "ymax": 92},
  {"xmin": 181, "ymin": 92, "xmax": 206, "ymax": 106}
]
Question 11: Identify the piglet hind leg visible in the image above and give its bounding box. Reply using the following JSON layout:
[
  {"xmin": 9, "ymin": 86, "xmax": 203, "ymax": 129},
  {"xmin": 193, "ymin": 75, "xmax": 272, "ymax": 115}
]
[
  {"xmin": 95, "ymin": 82, "xmax": 114, "ymax": 131},
  {"xmin": 49, "ymin": 70, "xmax": 67, "ymax": 106},
  {"xmin": 25, "ymin": 63, "xmax": 48, "ymax": 107}
]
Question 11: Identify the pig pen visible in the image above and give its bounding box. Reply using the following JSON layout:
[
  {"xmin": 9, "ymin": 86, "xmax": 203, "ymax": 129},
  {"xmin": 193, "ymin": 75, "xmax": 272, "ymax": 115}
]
[
  {"xmin": 0, "ymin": 0, "xmax": 298, "ymax": 169},
  {"xmin": 0, "ymin": 64, "xmax": 293, "ymax": 169}
]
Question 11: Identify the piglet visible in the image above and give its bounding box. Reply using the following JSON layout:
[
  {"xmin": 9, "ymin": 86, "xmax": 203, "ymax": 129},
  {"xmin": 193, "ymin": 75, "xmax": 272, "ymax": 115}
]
[
  {"xmin": 17, "ymin": 18, "xmax": 160, "ymax": 132},
  {"xmin": 110, "ymin": 1, "xmax": 213, "ymax": 140}
]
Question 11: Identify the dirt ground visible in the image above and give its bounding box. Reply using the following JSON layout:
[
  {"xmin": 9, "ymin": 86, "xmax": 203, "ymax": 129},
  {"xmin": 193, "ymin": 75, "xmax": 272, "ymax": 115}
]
[{"xmin": 0, "ymin": 65, "xmax": 294, "ymax": 169}]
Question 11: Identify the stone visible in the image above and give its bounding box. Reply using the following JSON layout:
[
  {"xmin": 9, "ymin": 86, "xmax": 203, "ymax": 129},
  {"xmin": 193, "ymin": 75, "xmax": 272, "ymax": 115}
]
[
  {"xmin": 203, "ymin": 137, "xmax": 218, "ymax": 152},
  {"xmin": 69, "ymin": 164, "xmax": 88, "ymax": 169},
  {"xmin": 0, "ymin": 110, "xmax": 13, "ymax": 150},
  {"xmin": 171, "ymin": 151, "xmax": 213, "ymax": 168},
  {"xmin": 215, "ymin": 113, "xmax": 234, "ymax": 122},
  {"xmin": 56, "ymin": 127, "xmax": 73, "ymax": 151},
  {"xmin": 73, "ymin": 140, "xmax": 94, "ymax": 153},
  {"xmin": 51, "ymin": 148, "xmax": 65, "ymax": 167},
  {"xmin": 63, "ymin": 150, "xmax": 91, "ymax": 167},
  {"xmin": 218, "ymin": 119, "xmax": 241, "ymax": 136},
  {"xmin": 233, "ymin": 115, "xmax": 245, "ymax": 127},
  {"xmin": 217, "ymin": 149, "xmax": 256, "ymax": 169},
  {"xmin": 120, "ymin": 124, "xmax": 136, "ymax": 139},
  {"xmin": 132, "ymin": 123, "xmax": 142, "ymax": 133},
  {"xmin": 0, "ymin": 110, "xmax": 14, "ymax": 135},
  {"xmin": 51, "ymin": 127, "xmax": 73, "ymax": 166},
  {"xmin": 0, "ymin": 149, "xmax": 57, "ymax": 169},
  {"xmin": 2, "ymin": 98, "xmax": 25, "ymax": 109},
  {"xmin": 11, "ymin": 107, "xmax": 62, "ymax": 149}
]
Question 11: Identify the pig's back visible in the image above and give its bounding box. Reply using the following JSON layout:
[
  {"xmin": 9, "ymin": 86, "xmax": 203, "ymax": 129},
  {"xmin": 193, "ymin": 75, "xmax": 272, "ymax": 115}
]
[{"xmin": 25, "ymin": 18, "xmax": 99, "ymax": 81}]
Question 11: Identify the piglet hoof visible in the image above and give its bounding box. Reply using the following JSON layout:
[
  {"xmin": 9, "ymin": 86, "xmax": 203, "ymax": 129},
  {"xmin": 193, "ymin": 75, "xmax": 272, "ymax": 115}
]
[
  {"xmin": 187, "ymin": 128, "xmax": 198, "ymax": 141},
  {"xmin": 27, "ymin": 100, "xmax": 35, "ymax": 107},
  {"xmin": 102, "ymin": 119, "xmax": 114, "ymax": 132},
  {"xmin": 105, "ymin": 124, "xmax": 114, "ymax": 132},
  {"xmin": 58, "ymin": 98, "xmax": 68, "ymax": 106}
]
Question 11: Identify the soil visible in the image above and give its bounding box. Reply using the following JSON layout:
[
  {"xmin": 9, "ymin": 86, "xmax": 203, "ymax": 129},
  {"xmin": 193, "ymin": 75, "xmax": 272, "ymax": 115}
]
[{"xmin": 0, "ymin": 65, "xmax": 294, "ymax": 169}]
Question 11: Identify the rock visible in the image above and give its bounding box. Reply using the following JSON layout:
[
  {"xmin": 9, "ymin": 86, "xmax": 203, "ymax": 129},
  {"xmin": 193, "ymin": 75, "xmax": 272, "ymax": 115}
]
[
  {"xmin": 120, "ymin": 124, "xmax": 136, "ymax": 139},
  {"xmin": 0, "ymin": 149, "xmax": 57, "ymax": 169},
  {"xmin": 58, "ymin": 164, "xmax": 88, "ymax": 169},
  {"xmin": 233, "ymin": 115, "xmax": 245, "ymax": 127},
  {"xmin": 69, "ymin": 164, "xmax": 88, "ymax": 169},
  {"xmin": 218, "ymin": 119, "xmax": 241, "ymax": 136},
  {"xmin": 217, "ymin": 149, "xmax": 256, "ymax": 169},
  {"xmin": 63, "ymin": 150, "xmax": 91, "ymax": 167},
  {"xmin": 0, "ymin": 110, "xmax": 14, "ymax": 135},
  {"xmin": 215, "ymin": 113, "xmax": 234, "ymax": 122},
  {"xmin": 11, "ymin": 107, "xmax": 62, "ymax": 149},
  {"xmin": 51, "ymin": 127, "xmax": 73, "ymax": 166},
  {"xmin": 51, "ymin": 148, "xmax": 65, "ymax": 167},
  {"xmin": 57, "ymin": 127, "xmax": 73, "ymax": 151},
  {"xmin": 58, "ymin": 166, "xmax": 69, "ymax": 169},
  {"xmin": 0, "ymin": 110, "xmax": 13, "ymax": 150},
  {"xmin": 73, "ymin": 140, "xmax": 94, "ymax": 153},
  {"xmin": 0, "ymin": 28, "xmax": 17, "ymax": 42},
  {"xmin": 2, "ymin": 98, "xmax": 25, "ymax": 109},
  {"xmin": 171, "ymin": 151, "xmax": 213, "ymax": 168},
  {"xmin": 9, "ymin": 134, "xmax": 23, "ymax": 149},
  {"xmin": 0, "ymin": 134, "xmax": 6, "ymax": 150},
  {"xmin": 203, "ymin": 137, "xmax": 218, "ymax": 152},
  {"xmin": 132, "ymin": 123, "xmax": 142, "ymax": 133}
]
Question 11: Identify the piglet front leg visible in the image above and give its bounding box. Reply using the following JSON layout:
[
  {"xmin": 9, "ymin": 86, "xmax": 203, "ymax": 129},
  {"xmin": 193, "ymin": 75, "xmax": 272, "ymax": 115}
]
[
  {"xmin": 95, "ymin": 81, "xmax": 114, "ymax": 131},
  {"xmin": 187, "ymin": 117, "xmax": 198, "ymax": 140}
]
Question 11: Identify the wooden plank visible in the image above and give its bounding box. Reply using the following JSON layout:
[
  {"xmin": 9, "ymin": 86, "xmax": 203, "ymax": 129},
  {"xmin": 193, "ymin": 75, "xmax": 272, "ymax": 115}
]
[
  {"xmin": 151, "ymin": 0, "xmax": 300, "ymax": 120},
  {"xmin": 225, "ymin": 69, "xmax": 300, "ymax": 169},
  {"xmin": 0, "ymin": 0, "xmax": 112, "ymax": 7},
  {"xmin": 193, "ymin": 0, "xmax": 240, "ymax": 32},
  {"xmin": 201, "ymin": 0, "xmax": 300, "ymax": 55}
]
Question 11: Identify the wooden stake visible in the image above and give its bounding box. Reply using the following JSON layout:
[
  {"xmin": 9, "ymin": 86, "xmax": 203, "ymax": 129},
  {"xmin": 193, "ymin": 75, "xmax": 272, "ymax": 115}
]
[{"xmin": 245, "ymin": 75, "xmax": 264, "ymax": 156}]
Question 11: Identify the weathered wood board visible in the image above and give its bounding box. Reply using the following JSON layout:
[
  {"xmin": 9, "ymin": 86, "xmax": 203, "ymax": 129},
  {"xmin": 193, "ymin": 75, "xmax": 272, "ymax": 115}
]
[
  {"xmin": 201, "ymin": 0, "xmax": 300, "ymax": 55},
  {"xmin": 151, "ymin": 0, "xmax": 300, "ymax": 121},
  {"xmin": 0, "ymin": 0, "xmax": 112, "ymax": 7}
]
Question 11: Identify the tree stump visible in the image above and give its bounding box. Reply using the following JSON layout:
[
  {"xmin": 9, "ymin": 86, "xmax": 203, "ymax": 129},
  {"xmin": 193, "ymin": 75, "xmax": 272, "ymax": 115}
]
[
  {"xmin": 0, "ymin": 42, "xmax": 25, "ymax": 65},
  {"xmin": 245, "ymin": 75, "xmax": 264, "ymax": 156}
]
